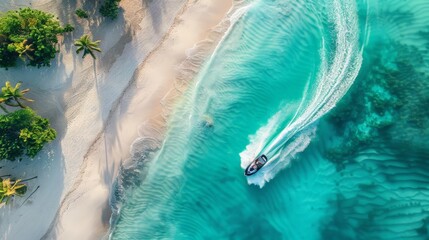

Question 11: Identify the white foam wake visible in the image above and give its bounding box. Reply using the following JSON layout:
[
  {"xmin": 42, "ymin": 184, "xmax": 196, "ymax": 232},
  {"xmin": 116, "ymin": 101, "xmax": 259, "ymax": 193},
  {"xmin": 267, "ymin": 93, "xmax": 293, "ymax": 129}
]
[{"xmin": 241, "ymin": 0, "xmax": 363, "ymax": 187}]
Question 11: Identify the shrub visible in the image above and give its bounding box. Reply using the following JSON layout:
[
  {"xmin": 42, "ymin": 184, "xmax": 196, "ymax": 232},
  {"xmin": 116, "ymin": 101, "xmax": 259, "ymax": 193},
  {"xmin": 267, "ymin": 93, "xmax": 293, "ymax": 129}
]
[
  {"xmin": 0, "ymin": 7, "xmax": 73, "ymax": 68},
  {"xmin": 62, "ymin": 24, "xmax": 75, "ymax": 33},
  {"xmin": 75, "ymin": 8, "xmax": 89, "ymax": 19},
  {"xmin": 0, "ymin": 108, "xmax": 56, "ymax": 161},
  {"xmin": 100, "ymin": 0, "xmax": 121, "ymax": 20}
]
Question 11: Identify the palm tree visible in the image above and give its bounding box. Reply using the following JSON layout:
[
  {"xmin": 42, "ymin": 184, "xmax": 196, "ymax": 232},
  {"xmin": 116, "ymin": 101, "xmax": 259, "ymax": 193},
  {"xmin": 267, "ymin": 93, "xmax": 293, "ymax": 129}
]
[
  {"xmin": 14, "ymin": 39, "xmax": 34, "ymax": 61},
  {"xmin": 0, "ymin": 178, "xmax": 27, "ymax": 206},
  {"xmin": 0, "ymin": 81, "xmax": 34, "ymax": 108},
  {"xmin": 74, "ymin": 34, "xmax": 102, "ymax": 59}
]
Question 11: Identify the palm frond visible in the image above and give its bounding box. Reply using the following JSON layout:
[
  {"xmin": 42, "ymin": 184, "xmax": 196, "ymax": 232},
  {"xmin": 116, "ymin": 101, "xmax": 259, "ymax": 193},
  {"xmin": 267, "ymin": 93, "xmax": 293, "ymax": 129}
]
[{"xmin": 74, "ymin": 34, "xmax": 102, "ymax": 59}]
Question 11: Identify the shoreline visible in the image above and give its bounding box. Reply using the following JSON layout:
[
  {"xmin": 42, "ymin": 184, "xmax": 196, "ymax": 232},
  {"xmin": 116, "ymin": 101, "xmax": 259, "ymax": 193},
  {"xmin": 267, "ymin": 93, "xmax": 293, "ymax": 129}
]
[
  {"xmin": 45, "ymin": 0, "xmax": 234, "ymax": 239},
  {"xmin": 1, "ymin": 0, "xmax": 189, "ymax": 238},
  {"xmin": 0, "ymin": 0, "xmax": 233, "ymax": 239}
]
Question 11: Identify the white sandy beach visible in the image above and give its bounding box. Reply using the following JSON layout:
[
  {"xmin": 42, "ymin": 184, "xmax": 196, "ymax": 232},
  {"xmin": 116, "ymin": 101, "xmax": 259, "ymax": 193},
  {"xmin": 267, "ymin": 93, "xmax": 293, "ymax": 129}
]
[{"xmin": 0, "ymin": 0, "xmax": 233, "ymax": 239}]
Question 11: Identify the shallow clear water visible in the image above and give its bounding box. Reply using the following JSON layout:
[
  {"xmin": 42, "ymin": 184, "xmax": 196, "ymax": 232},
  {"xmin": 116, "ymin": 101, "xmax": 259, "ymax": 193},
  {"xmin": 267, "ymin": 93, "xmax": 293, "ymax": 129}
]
[{"xmin": 110, "ymin": 0, "xmax": 429, "ymax": 239}]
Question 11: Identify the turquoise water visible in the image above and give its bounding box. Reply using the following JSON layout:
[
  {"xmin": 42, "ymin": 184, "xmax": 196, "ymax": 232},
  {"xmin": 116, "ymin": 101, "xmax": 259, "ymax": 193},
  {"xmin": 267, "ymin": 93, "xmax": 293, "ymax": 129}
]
[{"xmin": 110, "ymin": 0, "xmax": 429, "ymax": 239}]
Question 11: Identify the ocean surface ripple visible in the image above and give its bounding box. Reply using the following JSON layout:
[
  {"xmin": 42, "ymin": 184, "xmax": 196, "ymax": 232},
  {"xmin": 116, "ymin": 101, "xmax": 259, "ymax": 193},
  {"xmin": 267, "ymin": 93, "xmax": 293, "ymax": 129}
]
[{"xmin": 109, "ymin": 0, "xmax": 429, "ymax": 239}]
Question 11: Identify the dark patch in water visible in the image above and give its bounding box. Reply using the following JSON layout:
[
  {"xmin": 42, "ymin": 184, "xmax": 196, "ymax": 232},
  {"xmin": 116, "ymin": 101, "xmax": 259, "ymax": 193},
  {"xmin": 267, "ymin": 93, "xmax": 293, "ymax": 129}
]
[{"xmin": 324, "ymin": 39, "xmax": 429, "ymax": 167}]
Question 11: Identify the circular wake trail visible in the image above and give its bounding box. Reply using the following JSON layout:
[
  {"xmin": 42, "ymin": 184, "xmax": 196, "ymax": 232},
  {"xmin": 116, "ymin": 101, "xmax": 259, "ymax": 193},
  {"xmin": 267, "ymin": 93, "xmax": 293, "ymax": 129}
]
[{"xmin": 241, "ymin": 0, "xmax": 363, "ymax": 187}]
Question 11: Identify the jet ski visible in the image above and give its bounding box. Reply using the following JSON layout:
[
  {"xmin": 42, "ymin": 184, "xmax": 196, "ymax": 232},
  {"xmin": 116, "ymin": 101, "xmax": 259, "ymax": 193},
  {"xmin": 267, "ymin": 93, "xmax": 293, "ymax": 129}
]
[{"xmin": 244, "ymin": 154, "xmax": 268, "ymax": 176}]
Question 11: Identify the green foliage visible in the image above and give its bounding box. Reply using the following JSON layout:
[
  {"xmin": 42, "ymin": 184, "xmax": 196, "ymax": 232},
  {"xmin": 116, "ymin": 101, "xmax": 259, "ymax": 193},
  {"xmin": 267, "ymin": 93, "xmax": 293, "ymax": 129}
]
[
  {"xmin": 0, "ymin": 81, "xmax": 33, "ymax": 109},
  {"xmin": 0, "ymin": 7, "xmax": 73, "ymax": 68},
  {"xmin": 62, "ymin": 24, "xmax": 75, "ymax": 33},
  {"xmin": 75, "ymin": 8, "xmax": 89, "ymax": 19},
  {"xmin": 100, "ymin": 0, "xmax": 121, "ymax": 20},
  {"xmin": 74, "ymin": 34, "xmax": 102, "ymax": 59},
  {"xmin": 0, "ymin": 108, "xmax": 56, "ymax": 161},
  {"xmin": 0, "ymin": 178, "xmax": 27, "ymax": 206}
]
